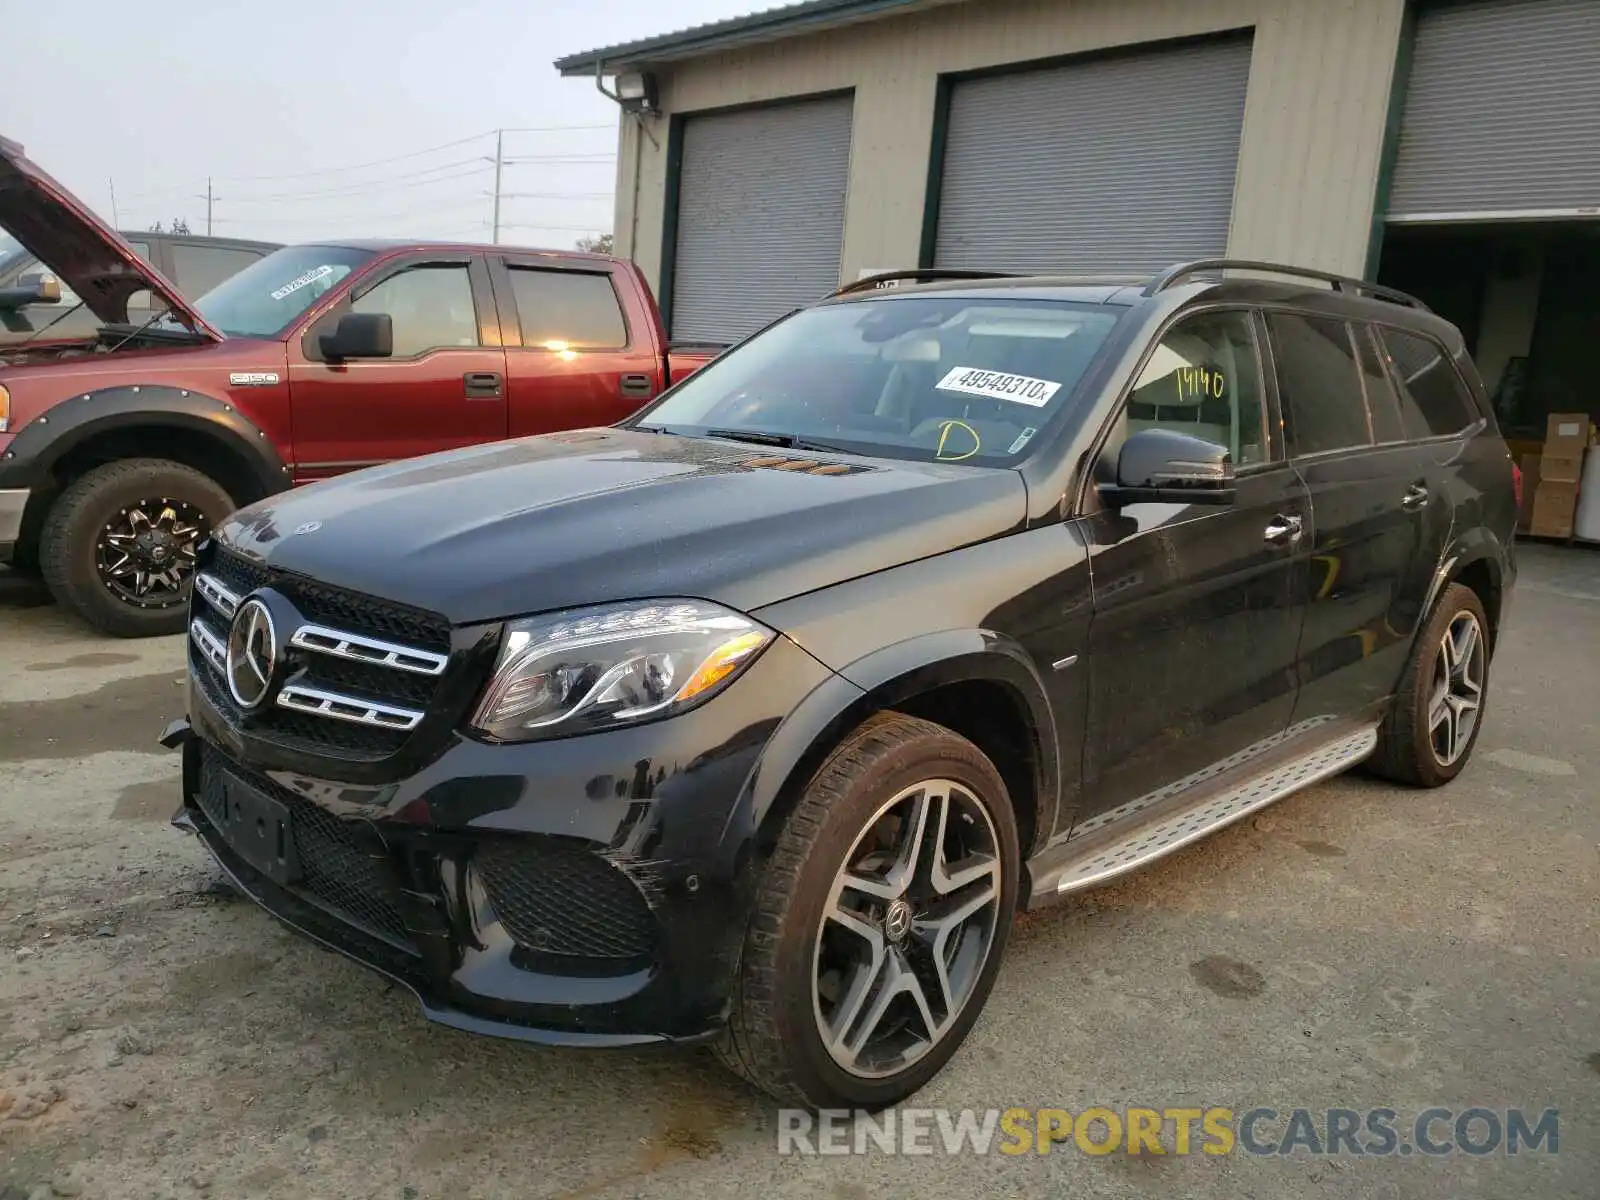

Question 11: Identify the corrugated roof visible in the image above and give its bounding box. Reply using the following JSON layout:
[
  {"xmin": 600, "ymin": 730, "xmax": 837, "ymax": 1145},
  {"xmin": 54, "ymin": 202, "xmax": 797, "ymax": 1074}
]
[{"xmin": 553, "ymin": 0, "xmax": 931, "ymax": 75}]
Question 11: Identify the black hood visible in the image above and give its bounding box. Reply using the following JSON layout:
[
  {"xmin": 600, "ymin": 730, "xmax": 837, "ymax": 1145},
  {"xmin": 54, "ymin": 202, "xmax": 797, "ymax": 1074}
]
[{"xmin": 216, "ymin": 428, "xmax": 1028, "ymax": 626}]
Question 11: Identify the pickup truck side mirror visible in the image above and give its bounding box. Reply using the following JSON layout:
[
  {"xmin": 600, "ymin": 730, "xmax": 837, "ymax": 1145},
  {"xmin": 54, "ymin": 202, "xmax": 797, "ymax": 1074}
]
[
  {"xmin": 1099, "ymin": 427, "xmax": 1236, "ymax": 507},
  {"xmin": 319, "ymin": 312, "xmax": 393, "ymax": 361},
  {"xmin": 0, "ymin": 272, "xmax": 62, "ymax": 311}
]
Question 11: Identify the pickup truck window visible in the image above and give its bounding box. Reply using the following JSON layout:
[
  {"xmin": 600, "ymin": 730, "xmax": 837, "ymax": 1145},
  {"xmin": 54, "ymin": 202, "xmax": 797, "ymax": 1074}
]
[
  {"xmin": 351, "ymin": 264, "xmax": 479, "ymax": 357},
  {"xmin": 169, "ymin": 243, "xmax": 266, "ymax": 300},
  {"xmin": 190, "ymin": 244, "xmax": 373, "ymax": 338},
  {"xmin": 637, "ymin": 295, "xmax": 1120, "ymax": 466},
  {"xmin": 507, "ymin": 267, "xmax": 627, "ymax": 350}
]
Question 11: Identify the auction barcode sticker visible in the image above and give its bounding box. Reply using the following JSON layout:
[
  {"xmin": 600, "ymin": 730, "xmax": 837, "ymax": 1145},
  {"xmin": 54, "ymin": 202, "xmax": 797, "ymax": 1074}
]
[
  {"xmin": 935, "ymin": 367, "xmax": 1061, "ymax": 408},
  {"xmin": 270, "ymin": 265, "xmax": 335, "ymax": 301}
]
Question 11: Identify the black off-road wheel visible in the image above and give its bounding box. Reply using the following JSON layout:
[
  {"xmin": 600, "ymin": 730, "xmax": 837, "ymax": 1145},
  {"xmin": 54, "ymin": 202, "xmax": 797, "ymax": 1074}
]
[
  {"xmin": 715, "ymin": 712, "xmax": 1020, "ymax": 1110},
  {"xmin": 1367, "ymin": 583, "xmax": 1491, "ymax": 788},
  {"xmin": 39, "ymin": 458, "xmax": 233, "ymax": 638}
]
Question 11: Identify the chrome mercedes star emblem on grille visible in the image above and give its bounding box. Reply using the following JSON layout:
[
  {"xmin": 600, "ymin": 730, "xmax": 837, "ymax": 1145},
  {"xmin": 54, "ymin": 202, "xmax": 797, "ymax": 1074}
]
[{"xmin": 226, "ymin": 597, "xmax": 278, "ymax": 710}]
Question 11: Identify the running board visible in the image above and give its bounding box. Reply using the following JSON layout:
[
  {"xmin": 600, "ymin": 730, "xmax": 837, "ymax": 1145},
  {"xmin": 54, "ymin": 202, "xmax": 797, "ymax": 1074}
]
[{"xmin": 1034, "ymin": 724, "xmax": 1378, "ymax": 900}]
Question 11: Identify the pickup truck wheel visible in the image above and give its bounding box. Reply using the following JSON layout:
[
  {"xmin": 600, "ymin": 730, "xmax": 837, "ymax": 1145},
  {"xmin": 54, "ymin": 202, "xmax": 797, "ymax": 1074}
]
[
  {"xmin": 1367, "ymin": 583, "xmax": 1490, "ymax": 787},
  {"xmin": 715, "ymin": 712, "xmax": 1019, "ymax": 1109},
  {"xmin": 39, "ymin": 458, "xmax": 233, "ymax": 638}
]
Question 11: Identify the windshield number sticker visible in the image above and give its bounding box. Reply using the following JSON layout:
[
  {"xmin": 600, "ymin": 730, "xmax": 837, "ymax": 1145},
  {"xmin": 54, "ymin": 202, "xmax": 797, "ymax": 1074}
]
[
  {"xmin": 935, "ymin": 367, "xmax": 1061, "ymax": 408},
  {"xmin": 270, "ymin": 265, "xmax": 335, "ymax": 301}
]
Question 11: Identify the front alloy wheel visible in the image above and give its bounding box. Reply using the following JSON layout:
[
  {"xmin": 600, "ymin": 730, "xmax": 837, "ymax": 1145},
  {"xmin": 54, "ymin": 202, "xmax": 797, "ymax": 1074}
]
[
  {"xmin": 814, "ymin": 779, "xmax": 1002, "ymax": 1079},
  {"xmin": 97, "ymin": 498, "xmax": 207, "ymax": 609},
  {"xmin": 39, "ymin": 457, "xmax": 235, "ymax": 638},
  {"xmin": 716, "ymin": 712, "xmax": 1019, "ymax": 1109}
]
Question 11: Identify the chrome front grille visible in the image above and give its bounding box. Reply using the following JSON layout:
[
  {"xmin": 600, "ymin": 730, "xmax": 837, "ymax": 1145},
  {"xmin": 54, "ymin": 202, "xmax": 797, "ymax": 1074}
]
[{"xmin": 188, "ymin": 546, "xmax": 454, "ymax": 762}]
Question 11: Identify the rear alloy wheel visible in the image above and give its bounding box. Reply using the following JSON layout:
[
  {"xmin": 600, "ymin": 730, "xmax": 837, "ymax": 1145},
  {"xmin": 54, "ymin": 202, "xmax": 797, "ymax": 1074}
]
[
  {"xmin": 716, "ymin": 712, "xmax": 1019, "ymax": 1109},
  {"xmin": 40, "ymin": 458, "xmax": 234, "ymax": 637},
  {"xmin": 1368, "ymin": 582, "xmax": 1491, "ymax": 787}
]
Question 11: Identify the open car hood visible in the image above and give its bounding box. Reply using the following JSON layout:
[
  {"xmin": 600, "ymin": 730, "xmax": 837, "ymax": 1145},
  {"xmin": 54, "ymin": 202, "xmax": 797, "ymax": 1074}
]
[{"xmin": 0, "ymin": 133, "xmax": 221, "ymax": 340}]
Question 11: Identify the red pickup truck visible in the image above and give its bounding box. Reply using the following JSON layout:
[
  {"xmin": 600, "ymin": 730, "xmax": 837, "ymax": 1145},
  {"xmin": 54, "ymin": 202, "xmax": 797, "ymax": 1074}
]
[{"xmin": 0, "ymin": 134, "xmax": 719, "ymax": 636}]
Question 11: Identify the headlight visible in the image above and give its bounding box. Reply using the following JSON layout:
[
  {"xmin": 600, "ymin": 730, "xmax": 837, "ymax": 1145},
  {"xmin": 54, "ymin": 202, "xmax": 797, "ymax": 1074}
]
[
  {"xmin": 470, "ymin": 599, "xmax": 774, "ymax": 743},
  {"xmin": 0, "ymin": 384, "xmax": 10, "ymax": 433}
]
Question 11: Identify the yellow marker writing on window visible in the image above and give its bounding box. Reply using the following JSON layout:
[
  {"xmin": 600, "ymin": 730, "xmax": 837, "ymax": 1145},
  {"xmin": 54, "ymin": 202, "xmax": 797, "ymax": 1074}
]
[{"xmin": 935, "ymin": 419, "xmax": 982, "ymax": 461}]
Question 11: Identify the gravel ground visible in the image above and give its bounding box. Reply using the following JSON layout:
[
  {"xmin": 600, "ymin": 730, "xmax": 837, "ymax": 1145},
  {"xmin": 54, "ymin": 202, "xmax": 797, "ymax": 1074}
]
[{"xmin": 0, "ymin": 544, "xmax": 1596, "ymax": 1199}]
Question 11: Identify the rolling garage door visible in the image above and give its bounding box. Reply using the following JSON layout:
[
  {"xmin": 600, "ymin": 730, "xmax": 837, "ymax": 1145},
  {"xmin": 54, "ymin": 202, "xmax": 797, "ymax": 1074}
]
[
  {"xmin": 933, "ymin": 37, "xmax": 1252, "ymax": 274},
  {"xmin": 669, "ymin": 96, "xmax": 852, "ymax": 343},
  {"xmin": 1389, "ymin": 0, "xmax": 1600, "ymax": 220}
]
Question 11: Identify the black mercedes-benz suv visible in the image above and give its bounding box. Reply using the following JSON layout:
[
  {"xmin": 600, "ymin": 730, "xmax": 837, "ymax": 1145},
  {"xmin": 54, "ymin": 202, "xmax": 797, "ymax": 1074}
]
[{"xmin": 166, "ymin": 260, "xmax": 1518, "ymax": 1109}]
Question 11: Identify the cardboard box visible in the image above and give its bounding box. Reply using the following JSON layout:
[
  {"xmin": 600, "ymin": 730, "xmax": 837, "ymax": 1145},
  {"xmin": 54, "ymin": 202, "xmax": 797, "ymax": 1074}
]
[
  {"xmin": 1540, "ymin": 448, "xmax": 1586, "ymax": 484},
  {"xmin": 1544, "ymin": 413, "xmax": 1592, "ymax": 452},
  {"xmin": 1518, "ymin": 453, "xmax": 1541, "ymax": 530},
  {"xmin": 1529, "ymin": 481, "xmax": 1579, "ymax": 539}
]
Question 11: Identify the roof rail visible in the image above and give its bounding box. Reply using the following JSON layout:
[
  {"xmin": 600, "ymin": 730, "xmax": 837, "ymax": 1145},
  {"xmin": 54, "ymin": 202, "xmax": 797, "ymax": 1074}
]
[
  {"xmin": 830, "ymin": 268, "xmax": 1017, "ymax": 297},
  {"xmin": 1144, "ymin": 259, "xmax": 1430, "ymax": 311}
]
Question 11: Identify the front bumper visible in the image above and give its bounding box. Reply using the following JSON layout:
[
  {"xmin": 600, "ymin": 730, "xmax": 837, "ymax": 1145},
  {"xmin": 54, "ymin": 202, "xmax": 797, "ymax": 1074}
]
[
  {"xmin": 0, "ymin": 486, "xmax": 27, "ymax": 561},
  {"xmin": 169, "ymin": 635, "xmax": 835, "ymax": 1046}
]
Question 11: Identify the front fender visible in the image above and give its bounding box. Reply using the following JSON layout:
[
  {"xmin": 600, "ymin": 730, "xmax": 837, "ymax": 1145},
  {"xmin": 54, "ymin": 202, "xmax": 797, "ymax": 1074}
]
[
  {"xmin": 0, "ymin": 384, "xmax": 289, "ymax": 494},
  {"xmin": 728, "ymin": 629, "xmax": 1060, "ymax": 859}
]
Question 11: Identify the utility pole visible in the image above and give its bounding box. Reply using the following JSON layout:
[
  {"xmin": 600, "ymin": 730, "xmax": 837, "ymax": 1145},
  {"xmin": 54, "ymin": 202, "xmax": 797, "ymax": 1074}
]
[
  {"xmin": 194, "ymin": 178, "xmax": 217, "ymax": 235},
  {"xmin": 491, "ymin": 130, "xmax": 504, "ymax": 244},
  {"xmin": 108, "ymin": 178, "xmax": 119, "ymax": 228}
]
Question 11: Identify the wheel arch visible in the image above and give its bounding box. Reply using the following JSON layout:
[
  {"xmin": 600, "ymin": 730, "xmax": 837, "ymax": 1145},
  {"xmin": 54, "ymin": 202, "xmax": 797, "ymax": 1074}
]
[
  {"xmin": 742, "ymin": 632, "xmax": 1060, "ymax": 864},
  {"xmin": 1425, "ymin": 529, "xmax": 1509, "ymax": 653},
  {"xmin": 4, "ymin": 385, "xmax": 290, "ymax": 555}
]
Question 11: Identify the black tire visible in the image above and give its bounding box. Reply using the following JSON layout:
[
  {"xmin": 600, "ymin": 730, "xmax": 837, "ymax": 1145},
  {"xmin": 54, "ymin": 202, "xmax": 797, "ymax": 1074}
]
[
  {"xmin": 39, "ymin": 458, "xmax": 234, "ymax": 638},
  {"xmin": 1367, "ymin": 582, "xmax": 1490, "ymax": 787},
  {"xmin": 715, "ymin": 711, "xmax": 1020, "ymax": 1109}
]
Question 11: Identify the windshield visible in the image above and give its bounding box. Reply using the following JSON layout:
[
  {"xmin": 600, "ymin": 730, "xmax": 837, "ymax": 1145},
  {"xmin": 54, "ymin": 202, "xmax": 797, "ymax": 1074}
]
[
  {"xmin": 636, "ymin": 296, "xmax": 1122, "ymax": 465},
  {"xmin": 188, "ymin": 244, "xmax": 374, "ymax": 337}
]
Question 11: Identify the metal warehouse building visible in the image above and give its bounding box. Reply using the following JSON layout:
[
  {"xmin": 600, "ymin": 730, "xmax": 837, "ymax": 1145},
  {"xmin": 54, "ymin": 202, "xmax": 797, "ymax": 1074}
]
[{"xmin": 556, "ymin": 0, "xmax": 1600, "ymax": 437}]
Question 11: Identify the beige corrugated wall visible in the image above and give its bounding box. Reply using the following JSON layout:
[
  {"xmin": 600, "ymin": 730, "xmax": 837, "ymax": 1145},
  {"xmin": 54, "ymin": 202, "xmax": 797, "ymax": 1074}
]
[{"xmin": 612, "ymin": 0, "xmax": 1406, "ymax": 291}]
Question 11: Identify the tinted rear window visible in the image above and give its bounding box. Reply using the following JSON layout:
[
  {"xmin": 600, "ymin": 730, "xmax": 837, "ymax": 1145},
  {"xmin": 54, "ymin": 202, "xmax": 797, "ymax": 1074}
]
[
  {"xmin": 1268, "ymin": 313, "xmax": 1373, "ymax": 457},
  {"xmin": 1355, "ymin": 324, "xmax": 1406, "ymax": 444},
  {"xmin": 1378, "ymin": 327, "xmax": 1478, "ymax": 438},
  {"xmin": 508, "ymin": 268, "xmax": 627, "ymax": 350}
]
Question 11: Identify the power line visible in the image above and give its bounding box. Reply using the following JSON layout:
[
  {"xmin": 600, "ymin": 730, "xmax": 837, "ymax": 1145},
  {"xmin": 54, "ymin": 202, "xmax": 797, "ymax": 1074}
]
[
  {"xmin": 117, "ymin": 125, "xmax": 616, "ymax": 200},
  {"xmin": 220, "ymin": 162, "xmax": 494, "ymax": 204}
]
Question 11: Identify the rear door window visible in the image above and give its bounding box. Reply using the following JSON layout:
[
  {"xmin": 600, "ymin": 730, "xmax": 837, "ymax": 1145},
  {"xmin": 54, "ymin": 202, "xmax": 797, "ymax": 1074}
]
[
  {"xmin": 1355, "ymin": 324, "xmax": 1406, "ymax": 444},
  {"xmin": 1377, "ymin": 327, "xmax": 1478, "ymax": 438},
  {"xmin": 1267, "ymin": 313, "xmax": 1374, "ymax": 457},
  {"xmin": 507, "ymin": 267, "xmax": 627, "ymax": 349}
]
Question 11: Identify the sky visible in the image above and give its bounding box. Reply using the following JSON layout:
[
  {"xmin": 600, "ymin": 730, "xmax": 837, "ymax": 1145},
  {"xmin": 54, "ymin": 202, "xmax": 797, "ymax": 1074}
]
[{"xmin": 6, "ymin": 0, "xmax": 762, "ymax": 249}]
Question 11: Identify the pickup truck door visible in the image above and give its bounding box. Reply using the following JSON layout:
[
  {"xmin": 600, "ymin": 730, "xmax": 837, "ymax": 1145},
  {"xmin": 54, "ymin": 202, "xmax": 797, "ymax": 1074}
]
[
  {"xmin": 488, "ymin": 254, "xmax": 666, "ymax": 438},
  {"xmin": 287, "ymin": 253, "xmax": 507, "ymax": 483}
]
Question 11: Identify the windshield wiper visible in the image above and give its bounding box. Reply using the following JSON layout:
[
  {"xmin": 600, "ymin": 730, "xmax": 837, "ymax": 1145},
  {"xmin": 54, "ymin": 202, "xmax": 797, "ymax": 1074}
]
[{"xmin": 704, "ymin": 428, "xmax": 852, "ymax": 455}]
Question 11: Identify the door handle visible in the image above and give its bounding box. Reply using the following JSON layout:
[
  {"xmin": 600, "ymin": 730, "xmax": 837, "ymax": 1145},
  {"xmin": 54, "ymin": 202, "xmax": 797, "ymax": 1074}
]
[
  {"xmin": 1263, "ymin": 514, "xmax": 1304, "ymax": 546},
  {"xmin": 619, "ymin": 372, "xmax": 655, "ymax": 399},
  {"xmin": 1401, "ymin": 482, "xmax": 1429, "ymax": 512},
  {"xmin": 463, "ymin": 371, "xmax": 503, "ymax": 399}
]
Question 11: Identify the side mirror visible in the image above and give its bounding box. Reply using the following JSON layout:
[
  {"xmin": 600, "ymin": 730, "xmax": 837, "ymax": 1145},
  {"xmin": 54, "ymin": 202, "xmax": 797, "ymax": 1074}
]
[
  {"xmin": 1101, "ymin": 427, "xmax": 1236, "ymax": 506},
  {"xmin": 0, "ymin": 272, "xmax": 62, "ymax": 311},
  {"xmin": 319, "ymin": 312, "xmax": 393, "ymax": 361}
]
